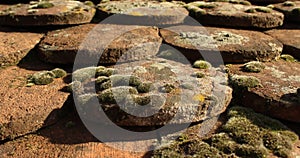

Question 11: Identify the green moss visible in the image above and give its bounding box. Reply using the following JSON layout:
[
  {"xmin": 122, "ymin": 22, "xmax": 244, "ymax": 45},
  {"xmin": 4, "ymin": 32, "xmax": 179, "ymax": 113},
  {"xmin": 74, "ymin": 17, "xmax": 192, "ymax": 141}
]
[
  {"xmin": 239, "ymin": 1, "xmax": 251, "ymax": 5},
  {"xmin": 190, "ymin": 2, "xmax": 216, "ymax": 9},
  {"xmin": 100, "ymin": 81, "xmax": 112, "ymax": 90},
  {"xmin": 280, "ymin": 54, "xmax": 297, "ymax": 62},
  {"xmin": 245, "ymin": 8, "xmax": 256, "ymax": 13},
  {"xmin": 35, "ymin": 2, "xmax": 54, "ymax": 9},
  {"xmin": 243, "ymin": 61, "xmax": 265, "ymax": 73},
  {"xmin": 73, "ymin": 66, "xmax": 97, "ymax": 82},
  {"xmin": 95, "ymin": 76, "xmax": 110, "ymax": 84},
  {"xmin": 137, "ymin": 82, "xmax": 152, "ymax": 93},
  {"xmin": 51, "ymin": 68, "xmax": 67, "ymax": 78},
  {"xmin": 283, "ymin": 1, "xmax": 295, "ymax": 7},
  {"xmin": 194, "ymin": 72, "xmax": 205, "ymax": 78},
  {"xmin": 109, "ymin": 75, "xmax": 142, "ymax": 87},
  {"xmin": 209, "ymin": 133, "xmax": 237, "ymax": 153},
  {"xmin": 263, "ymin": 132, "xmax": 292, "ymax": 158},
  {"xmin": 291, "ymin": 7, "xmax": 300, "ymax": 15},
  {"xmin": 161, "ymin": 84, "xmax": 175, "ymax": 93},
  {"xmin": 31, "ymin": 71, "xmax": 55, "ymax": 85},
  {"xmin": 193, "ymin": 60, "xmax": 211, "ymax": 69},
  {"xmin": 255, "ymin": 7, "xmax": 272, "ymax": 13},
  {"xmin": 230, "ymin": 75, "xmax": 261, "ymax": 89},
  {"xmin": 235, "ymin": 144, "xmax": 268, "ymax": 158},
  {"xmin": 266, "ymin": 4, "xmax": 274, "ymax": 9},
  {"xmin": 132, "ymin": 95, "xmax": 151, "ymax": 105},
  {"xmin": 98, "ymin": 86, "xmax": 138, "ymax": 104},
  {"xmin": 185, "ymin": 4, "xmax": 207, "ymax": 16},
  {"xmin": 84, "ymin": 1, "xmax": 95, "ymax": 7},
  {"xmin": 96, "ymin": 68, "xmax": 117, "ymax": 77}
]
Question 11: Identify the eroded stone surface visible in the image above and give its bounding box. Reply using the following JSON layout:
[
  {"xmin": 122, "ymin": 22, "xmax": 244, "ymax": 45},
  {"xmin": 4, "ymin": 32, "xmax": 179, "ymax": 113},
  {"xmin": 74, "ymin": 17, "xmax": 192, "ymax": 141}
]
[
  {"xmin": 228, "ymin": 60, "xmax": 300, "ymax": 123},
  {"xmin": 38, "ymin": 24, "xmax": 162, "ymax": 65},
  {"xmin": 0, "ymin": 27, "xmax": 43, "ymax": 67},
  {"xmin": 0, "ymin": 65, "xmax": 69, "ymax": 141},
  {"xmin": 160, "ymin": 25, "xmax": 282, "ymax": 63},
  {"xmin": 72, "ymin": 57, "xmax": 232, "ymax": 126},
  {"xmin": 96, "ymin": 1, "xmax": 188, "ymax": 25},
  {"xmin": 274, "ymin": 1, "xmax": 300, "ymax": 23},
  {"xmin": 185, "ymin": 1, "xmax": 284, "ymax": 29},
  {"xmin": 0, "ymin": 1, "xmax": 95, "ymax": 26},
  {"xmin": 265, "ymin": 29, "xmax": 300, "ymax": 60}
]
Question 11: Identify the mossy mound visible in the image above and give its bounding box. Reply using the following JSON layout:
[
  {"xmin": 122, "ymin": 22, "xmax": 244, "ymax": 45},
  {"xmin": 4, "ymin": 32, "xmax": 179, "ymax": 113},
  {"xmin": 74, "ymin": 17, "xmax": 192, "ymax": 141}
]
[
  {"xmin": 151, "ymin": 106, "xmax": 298, "ymax": 158},
  {"xmin": 193, "ymin": 60, "xmax": 211, "ymax": 69},
  {"xmin": 242, "ymin": 61, "xmax": 265, "ymax": 73},
  {"xmin": 229, "ymin": 75, "xmax": 261, "ymax": 89}
]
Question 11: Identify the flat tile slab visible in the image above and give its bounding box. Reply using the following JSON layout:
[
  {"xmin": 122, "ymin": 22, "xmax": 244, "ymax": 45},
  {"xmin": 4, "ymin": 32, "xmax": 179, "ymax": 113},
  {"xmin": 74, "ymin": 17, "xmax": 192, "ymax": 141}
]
[
  {"xmin": 228, "ymin": 60, "xmax": 300, "ymax": 123},
  {"xmin": 0, "ymin": 27, "xmax": 43, "ymax": 67},
  {"xmin": 265, "ymin": 29, "xmax": 300, "ymax": 60},
  {"xmin": 0, "ymin": 65, "xmax": 69, "ymax": 141},
  {"xmin": 38, "ymin": 24, "xmax": 162, "ymax": 65},
  {"xmin": 185, "ymin": 1, "xmax": 284, "ymax": 29},
  {"xmin": 96, "ymin": 1, "xmax": 188, "ymax": 25},
  {"xmin": 0, "ymin": 0, "xmax": 95, "ymax": 26},
  {"xmin": 72, "ymin": 57, "xmax": 232, "ymax": 126},
  {"xmin": 274, "ymin": 1, "xmax": 300, "ymax": 23},
  {"xmin": 160, "ymin": 25, "xmax": 282, "ymax": 63}
]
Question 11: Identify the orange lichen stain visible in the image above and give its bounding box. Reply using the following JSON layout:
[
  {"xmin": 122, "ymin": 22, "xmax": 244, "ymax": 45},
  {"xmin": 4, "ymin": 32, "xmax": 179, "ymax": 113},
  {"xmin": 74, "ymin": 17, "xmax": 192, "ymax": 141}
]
[{"xmin": 193, "ymin": 94, "xmax": 206, "ymax": 102}]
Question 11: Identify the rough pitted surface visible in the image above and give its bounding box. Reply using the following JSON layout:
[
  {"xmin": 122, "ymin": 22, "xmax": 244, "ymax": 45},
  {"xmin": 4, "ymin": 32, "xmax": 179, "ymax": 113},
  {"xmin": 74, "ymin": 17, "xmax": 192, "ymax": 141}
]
[
  {"xmin": 274, "ymin": 1, "xmax": 300, "ymax": 23},
  {"xmin": 160, "ymin": 25, "xmax": 283, "ymax": 63},
  {"xmin": 0, "ymin": 66, "xmax": 69, "ymax": 141},
  {"xmin": 0, "ymin": 110, "xmax": 148, "ymax": 158},
  {"xmin": 185, "ymin": 1, "xmax": 284, "ymax": 29},
  {"xmin": 0, "ymin": 27, "xmax": 43, "ymax": 67},
  {"xmin": 228, "ymin": 60, "xmax": 300, "ymax": 123},
  {"xmin": 96, "ymin": 1, "xmax": 188, "ymax": 25},
  {"xmin": 0, "ymin": 1, "xmax": 95, "ymax": 26},
  {"xmin": 72, "ymin": 57, "xmax": 232, "ymax": 126},
  {"xmin": 266, "ymin": 29, "xmax": 300, "ymax": 60},
  {"xmin": 38, "ymin": 24, "xmax": 162, "ymax": 65}
]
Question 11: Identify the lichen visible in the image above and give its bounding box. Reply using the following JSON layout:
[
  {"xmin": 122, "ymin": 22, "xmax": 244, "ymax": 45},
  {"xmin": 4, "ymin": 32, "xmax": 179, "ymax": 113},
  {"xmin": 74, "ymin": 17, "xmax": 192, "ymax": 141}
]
[
  {"xmin": 280, "ymin": 54, "xmax": 297, "ymax": 62},
  {"xmin": 230, "ymin": 75, "xmax": 261, "ymax": 89},
  {"xmin": 194, "ymin": 71, "xmax": 205, "ymax": 78},
  {"xmin": 96, "ymin": 68, "xmax": 117, "ymax": 77},
  {"xmin": 132, "ymin": 95, "xmax": 151, "ymax": 105},
  {"xmin": 193, "ymin": 60, "xmax": 211, "ymax": 69},
  {"xmin": 84, "ymin": 1, "xmax": 95, "ymax": 7},
  {"xmin": 95, "ymin": 76, "xmax": 110, "ymax": 84},
  {"xmin": 245, "ymin": 7, "xmax": 272, "ymax": 13},
  {"xmin": 51, "ymin": 68, "xmax": 67, "ymax": 78},
  {"xmin": 34, "ymin": 2, "xmax": 54, "ymax": 9},
  {"xmin": 242, "ymin": 61, "xmax": 265, "ymax": 73}
]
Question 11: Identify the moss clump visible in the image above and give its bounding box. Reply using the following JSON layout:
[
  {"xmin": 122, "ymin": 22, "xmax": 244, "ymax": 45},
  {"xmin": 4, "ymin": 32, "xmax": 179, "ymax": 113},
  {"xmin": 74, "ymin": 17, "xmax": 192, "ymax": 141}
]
[
  {"xmin": 193, "ymin": 60, "xmax": 211, "ymax": 69},
  {"xmin": 255, "ymin": 7, "xmax": 272, "ymax": 13},
  {"xmin": 98, "ymin": 86, "xmax": 138, "ymax": 104},
  {"xmin": 185, "ymin": 4, "xmax": 207, "ymax": 16},
  {"xmin": 283, "ymin": 1, "xmax": 295, "ymax": 6},
  {"xmin": 34, "ymin": 2, "xmax": 54, "ymax": 9},
  {"xmin": 109, "ymin": 75, "xmax": 142, "ymax": 87},
  {"xmin": 243, "ymin": 61, "xmax": 265, "ymax": 73},
  {"xmin": 157, "ymin": 49, "xmax": 183, "ymax": 61},
  {"xmin": 280, "ymin": 54, "xmax": 297, "ymax": 62},
  {"xmin": 263, "ymin": 132, "xmax": 293, "ymax": 158},
  {"xmin": 95, "ymin": 76, "xmax": 109, "ymax": 84},
  {"xmin": 190, "ymin": 2, "xmax": 216, "ymax": 9},
  {"xmin": 245, "ymin": 8, "xmax": 256, "ymax": 13},
  {"xmin": 84, "ymin": 1, "xmax": 95, "ymax": 7},
  {"xmin": 99, "ymin": 81, "xmax": 112, "ymax": 90},
  {"xmin": 73, "ymin": 66, "xmax": 97, "ymax": 82},
  {"xmin": 209, "ymin": 133, "xmax": 237, "ymax": 154},
  {"xmin": 132, "ymin": 95, "xmax": 151, "ymax": 105},
  {"xmin": 161, "ymin": 84, "xmax": 175, "ymax": 93},
  {"xmin": 235, "ymin": 144, "xmax": 268, "ymax": 158},
  {"xmin": 51, "ymin": 68, "xmax": 67, "ymax": 78},
  {"xmin": 291, "ymin": 7, "xmax": 300, "ymax": 15},
  {"xmin": 137, "ymin": 82, "xmax": 152, "ymax": 93},
  {"xmin": 239, "ymin": 1, "xmax": 251, "ymax": 5},
  {"xmin": 96, "ymin": 68, "xmax": 117, "ymax": 77},
  {"xmin": 30, "ymin": 71, "xmax": 55, "ymax": 85},
  {"xmin": 66, "ymin": 81, "xmax": 82, "ymax": 92},
  {"xmin": 194, "ymin": 71, "xmax": 205, "ymax": 78},
  {"xmin": 230, "ymin": 75, "xmax": 261, "ymax": 89}
]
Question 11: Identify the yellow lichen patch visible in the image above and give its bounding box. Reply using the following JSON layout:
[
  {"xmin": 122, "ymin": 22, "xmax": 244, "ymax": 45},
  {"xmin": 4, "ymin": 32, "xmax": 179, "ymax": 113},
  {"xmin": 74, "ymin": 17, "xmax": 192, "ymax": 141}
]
[{"xmin": 193, "ymin": 94, "xmax": 206, "ymax": 102}]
